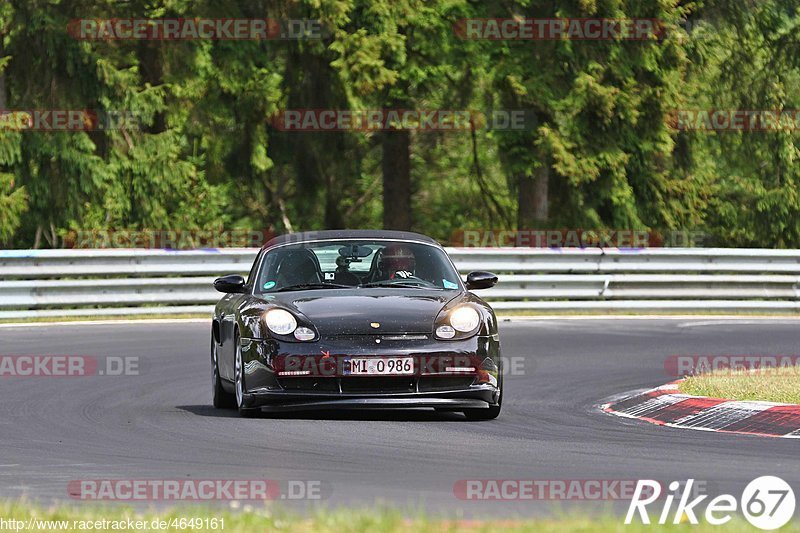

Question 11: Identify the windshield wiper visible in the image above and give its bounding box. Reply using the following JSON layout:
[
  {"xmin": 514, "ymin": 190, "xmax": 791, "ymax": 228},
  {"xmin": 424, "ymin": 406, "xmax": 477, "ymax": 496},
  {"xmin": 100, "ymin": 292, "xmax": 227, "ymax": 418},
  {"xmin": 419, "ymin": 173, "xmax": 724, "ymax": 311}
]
[
  {"xmin": 275, "ymin": 282, "xmax": 354, "ymax": 292},
  {"xmin": 360, "ymin": 281, "xmax": 432, "ymax": 289}
]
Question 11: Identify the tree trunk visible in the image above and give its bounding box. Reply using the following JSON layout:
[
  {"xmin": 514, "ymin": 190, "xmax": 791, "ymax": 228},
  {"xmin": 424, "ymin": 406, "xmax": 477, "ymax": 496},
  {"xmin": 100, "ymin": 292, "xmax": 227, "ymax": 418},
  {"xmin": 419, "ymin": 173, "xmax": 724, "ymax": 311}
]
[
  {"xmin": 324, "ymin": 172, "xmax": 344, "ymax": 229},
  {"xmin": 517, "ymin": 163, "xmax": 549, "ymax": 229},
  {"xmin": 382, "ymin": 128, "xmax": 412, "ymax": 230},
  {"xmin": 137, "ymin": 41, "xmax": 166, "ymax": 133},
  {"xmin": 0, "ymin": 70, "xmax": 6, "ymax": 111},
  {"xmin": 0, "ymin": 36, "xmax": 5, "ymax": 111}
]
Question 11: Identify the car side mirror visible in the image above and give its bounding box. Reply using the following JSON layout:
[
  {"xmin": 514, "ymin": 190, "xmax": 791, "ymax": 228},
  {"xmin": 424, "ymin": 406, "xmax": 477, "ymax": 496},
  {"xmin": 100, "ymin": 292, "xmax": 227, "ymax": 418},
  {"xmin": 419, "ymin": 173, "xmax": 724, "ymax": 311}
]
[
  {"xmin": 466, "ymin": 271, "xmax": 498, "ymax": 290},
  {"xmin": 214, "ymin": 274, "xmax": 246, "ymax": 294}
]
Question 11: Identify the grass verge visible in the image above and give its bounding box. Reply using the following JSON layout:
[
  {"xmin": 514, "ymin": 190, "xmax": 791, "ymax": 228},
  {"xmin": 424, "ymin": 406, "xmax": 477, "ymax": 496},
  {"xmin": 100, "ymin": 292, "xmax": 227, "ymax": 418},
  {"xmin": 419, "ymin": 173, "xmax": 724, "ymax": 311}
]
[
  {"xmin": 0, "ymin": 501, "xmax": 794, "ymax": 532},
  {"xmin": 679, "ymin": 367, "xmax": 800, "ymax": 404}
]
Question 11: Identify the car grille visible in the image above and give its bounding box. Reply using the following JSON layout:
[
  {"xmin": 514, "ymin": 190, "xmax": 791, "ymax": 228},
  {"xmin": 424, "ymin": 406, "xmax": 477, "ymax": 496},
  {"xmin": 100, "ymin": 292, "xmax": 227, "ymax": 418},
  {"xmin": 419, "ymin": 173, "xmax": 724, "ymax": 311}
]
[
  {"xmin": 418, "ymin": 376, "xmax": 476, "ymax": 391},
  {"xmin": 339, "ymin": 377, "xmax": 416, "ymax": 393},
  {"xmin": 277, "ymin": 377, "xmax": 339, "ymax": 392},
  {"xmin": 276, "ymin": 375, "xmax": 475, "ymax": 394}
]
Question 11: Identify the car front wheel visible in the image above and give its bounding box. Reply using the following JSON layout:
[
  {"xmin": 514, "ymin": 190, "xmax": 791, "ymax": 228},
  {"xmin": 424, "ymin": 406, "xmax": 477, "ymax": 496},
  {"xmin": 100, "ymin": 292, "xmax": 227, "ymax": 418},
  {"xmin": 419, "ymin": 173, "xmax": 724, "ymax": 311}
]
[
  {"xmin": 234, "ymin": 332, "xmax": 258, "ymax": 418},
  {"xmin": 211, "ymin": 334, "xmax": 234, "ymax": 409}
]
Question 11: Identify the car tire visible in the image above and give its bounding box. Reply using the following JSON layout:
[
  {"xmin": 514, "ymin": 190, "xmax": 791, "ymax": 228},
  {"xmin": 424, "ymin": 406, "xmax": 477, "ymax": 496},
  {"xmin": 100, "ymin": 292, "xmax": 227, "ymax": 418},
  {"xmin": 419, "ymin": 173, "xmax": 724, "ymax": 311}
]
[
  {"xmin": 234, "ymin": 332, "xmax": 258, "ymax": 418},
  {"xmin": 211, "ymin": 334, "xmax": 235, "ymax": 409}
]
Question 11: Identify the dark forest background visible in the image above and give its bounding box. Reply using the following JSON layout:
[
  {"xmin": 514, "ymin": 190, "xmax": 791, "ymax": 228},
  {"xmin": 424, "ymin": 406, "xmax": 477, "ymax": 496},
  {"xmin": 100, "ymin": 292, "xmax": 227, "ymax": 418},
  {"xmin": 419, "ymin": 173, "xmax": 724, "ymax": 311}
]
[{"xmin": 1, "ymin": 0, "xmax": 799, "ymax": 248}]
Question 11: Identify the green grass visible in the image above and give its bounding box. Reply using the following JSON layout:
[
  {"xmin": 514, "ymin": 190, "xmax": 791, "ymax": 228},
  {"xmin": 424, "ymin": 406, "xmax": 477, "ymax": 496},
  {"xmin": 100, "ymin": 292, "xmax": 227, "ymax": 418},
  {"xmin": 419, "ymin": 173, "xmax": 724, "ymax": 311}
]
[
  {"xmin": 0, "ymin": 501, "xmax": 792, "ymax": 532},
  {"xmin": 680, "ymin": 367, "xmax": 800, "ymax": 404}
]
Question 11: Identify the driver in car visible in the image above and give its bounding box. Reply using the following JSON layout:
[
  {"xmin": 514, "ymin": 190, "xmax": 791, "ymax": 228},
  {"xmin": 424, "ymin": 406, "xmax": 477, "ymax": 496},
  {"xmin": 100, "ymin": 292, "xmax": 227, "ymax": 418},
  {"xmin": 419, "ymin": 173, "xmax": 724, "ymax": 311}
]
[{"xmin": 376, "ymin": 244, "xmax": 416, "ymax": 281}]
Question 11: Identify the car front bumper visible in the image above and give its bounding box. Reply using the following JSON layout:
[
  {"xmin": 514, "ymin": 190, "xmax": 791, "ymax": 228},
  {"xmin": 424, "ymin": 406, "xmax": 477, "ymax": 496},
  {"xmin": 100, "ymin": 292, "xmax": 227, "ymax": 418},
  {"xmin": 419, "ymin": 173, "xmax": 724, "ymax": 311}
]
[{"xmin": 237, "ymin": 333, "xmax": 502, "ymax": 411}]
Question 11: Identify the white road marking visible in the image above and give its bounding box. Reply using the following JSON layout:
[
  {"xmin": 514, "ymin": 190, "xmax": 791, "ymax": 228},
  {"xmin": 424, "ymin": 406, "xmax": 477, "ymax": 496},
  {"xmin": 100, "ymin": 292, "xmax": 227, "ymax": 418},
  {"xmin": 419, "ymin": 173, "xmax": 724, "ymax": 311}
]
[{"xmin": 0, "ymin": 318, "xmax": 210, "ymax": 329}]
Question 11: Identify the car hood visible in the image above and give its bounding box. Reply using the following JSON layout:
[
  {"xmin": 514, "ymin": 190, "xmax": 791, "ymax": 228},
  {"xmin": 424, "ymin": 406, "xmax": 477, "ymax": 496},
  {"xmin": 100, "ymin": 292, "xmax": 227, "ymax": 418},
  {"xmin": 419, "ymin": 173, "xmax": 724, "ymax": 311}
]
[{"xmin": 265, "ymin": 289, "xmax": 461, "ymax": 335}]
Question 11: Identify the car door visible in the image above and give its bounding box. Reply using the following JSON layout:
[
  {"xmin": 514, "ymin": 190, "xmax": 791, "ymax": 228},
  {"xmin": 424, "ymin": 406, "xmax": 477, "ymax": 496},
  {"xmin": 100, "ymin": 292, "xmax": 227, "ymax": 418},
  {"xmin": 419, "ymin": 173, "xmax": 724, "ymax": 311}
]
[
  {"xmin": 219, "ymin": 251, "xmax": 262, "ymax": 381},
  {"xmin": 218, "ymin": 294, "xmax": 242, "ymax": 381}
]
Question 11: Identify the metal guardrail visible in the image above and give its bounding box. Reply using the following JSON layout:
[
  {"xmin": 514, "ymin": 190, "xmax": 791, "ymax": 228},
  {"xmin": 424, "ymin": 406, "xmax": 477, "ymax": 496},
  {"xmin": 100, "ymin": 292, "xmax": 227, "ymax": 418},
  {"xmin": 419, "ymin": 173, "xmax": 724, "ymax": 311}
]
[{"xmin": 2, "ymin": 248, "xmax": 800, "ymax": 318}]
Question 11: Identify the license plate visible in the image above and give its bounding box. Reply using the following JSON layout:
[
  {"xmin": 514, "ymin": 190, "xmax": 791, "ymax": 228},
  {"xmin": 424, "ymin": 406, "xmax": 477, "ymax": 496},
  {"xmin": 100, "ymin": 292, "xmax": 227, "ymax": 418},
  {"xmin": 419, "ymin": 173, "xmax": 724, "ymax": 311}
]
[{"xmin": 347, "ymin": 357, "xmax": 414, "ymax": 376}]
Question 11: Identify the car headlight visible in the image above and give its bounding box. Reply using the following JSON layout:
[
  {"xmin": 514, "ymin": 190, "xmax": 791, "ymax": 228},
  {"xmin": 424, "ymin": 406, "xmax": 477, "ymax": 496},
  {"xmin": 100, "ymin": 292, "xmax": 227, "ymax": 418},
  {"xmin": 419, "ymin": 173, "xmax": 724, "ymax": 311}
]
[
  {"xmin": 293, "ymin": 326, "xmax": 315, "ymax": 341},
  {"xmin": 449, "ymin": 306, "xmax": 480, "ymax": 332},
  {"xmin": 435, "ymin": 325, "xmax": 456, "ymax": 339},
  {"xmin": 265, "ymin": 308, "xmax": 297, "ymax": 335}
]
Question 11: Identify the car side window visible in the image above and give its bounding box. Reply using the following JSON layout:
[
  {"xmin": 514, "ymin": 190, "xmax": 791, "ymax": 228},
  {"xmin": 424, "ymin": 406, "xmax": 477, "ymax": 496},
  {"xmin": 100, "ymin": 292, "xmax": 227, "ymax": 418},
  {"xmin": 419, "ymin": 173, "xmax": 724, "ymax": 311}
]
[
  {"xmin": 245, "ymin": 251, "xmax": 262, "ymax": 289},
  {"xmin": 257, "ymin": 253, "xmax": 281, "ymax": 290}
]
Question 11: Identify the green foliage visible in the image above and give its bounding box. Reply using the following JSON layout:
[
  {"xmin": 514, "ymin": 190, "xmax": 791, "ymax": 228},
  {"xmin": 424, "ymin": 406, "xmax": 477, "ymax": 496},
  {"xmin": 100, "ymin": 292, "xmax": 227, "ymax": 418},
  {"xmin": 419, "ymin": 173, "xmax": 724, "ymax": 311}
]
[
  {"xmin": 0, "ymin": 172, "xmax": 27, "ymax": 243},
  {"xmin": 0, "ymin": 0, "xmax": 797, "ymax": 247},
  {"xmin": 682, "ymin": 0, "xmax": 800, "ymax": 247}
]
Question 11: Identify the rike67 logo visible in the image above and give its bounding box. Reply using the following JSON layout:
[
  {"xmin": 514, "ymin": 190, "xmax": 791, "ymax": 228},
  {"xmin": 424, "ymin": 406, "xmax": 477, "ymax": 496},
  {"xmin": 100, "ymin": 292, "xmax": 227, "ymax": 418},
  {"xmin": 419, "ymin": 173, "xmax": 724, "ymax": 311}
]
[{"xmin": 626, "ymin": 476, "xmax": 795, "ymax": 530}]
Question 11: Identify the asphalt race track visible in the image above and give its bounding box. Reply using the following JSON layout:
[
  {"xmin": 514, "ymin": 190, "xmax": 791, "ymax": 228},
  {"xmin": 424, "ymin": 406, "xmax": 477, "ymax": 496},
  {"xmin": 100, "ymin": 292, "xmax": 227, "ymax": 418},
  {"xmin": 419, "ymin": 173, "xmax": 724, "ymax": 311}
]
[{"xmin": 1, "ymin": 318, "xmax": 798, "ymax": 517}]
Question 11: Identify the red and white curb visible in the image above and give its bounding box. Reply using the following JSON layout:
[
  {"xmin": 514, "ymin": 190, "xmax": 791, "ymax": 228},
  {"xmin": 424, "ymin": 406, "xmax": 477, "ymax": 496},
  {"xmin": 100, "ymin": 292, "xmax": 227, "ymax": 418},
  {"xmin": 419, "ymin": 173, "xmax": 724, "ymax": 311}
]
[{"xmin": 601, "ymin": 381, "xmax": 800, "ymax": 438}]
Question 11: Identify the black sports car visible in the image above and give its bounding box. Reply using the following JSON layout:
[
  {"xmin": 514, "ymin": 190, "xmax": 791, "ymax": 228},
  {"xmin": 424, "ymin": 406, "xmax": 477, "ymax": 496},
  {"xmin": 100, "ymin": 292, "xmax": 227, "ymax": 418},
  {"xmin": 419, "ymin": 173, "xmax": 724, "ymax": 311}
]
[{"xmin": 210, "ymin": 230, "xmax": 502, "ymax": 419}]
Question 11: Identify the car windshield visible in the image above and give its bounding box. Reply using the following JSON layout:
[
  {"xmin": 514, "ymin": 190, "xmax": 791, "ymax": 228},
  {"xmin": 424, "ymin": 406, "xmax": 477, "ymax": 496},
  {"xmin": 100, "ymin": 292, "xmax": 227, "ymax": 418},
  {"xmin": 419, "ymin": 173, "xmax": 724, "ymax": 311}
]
[{"xmin": 254, "ymin": 240, "xmax": 462, "ymax": 293}]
